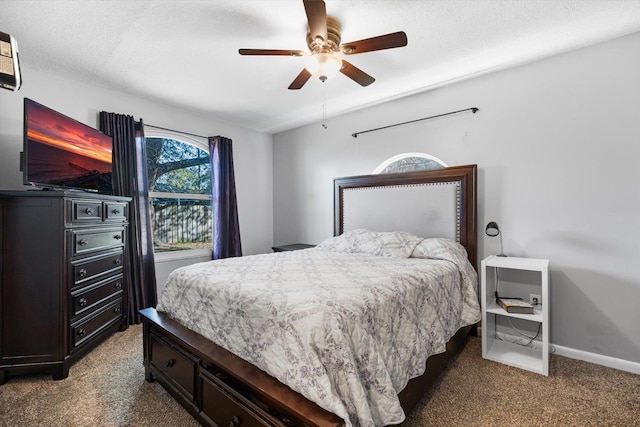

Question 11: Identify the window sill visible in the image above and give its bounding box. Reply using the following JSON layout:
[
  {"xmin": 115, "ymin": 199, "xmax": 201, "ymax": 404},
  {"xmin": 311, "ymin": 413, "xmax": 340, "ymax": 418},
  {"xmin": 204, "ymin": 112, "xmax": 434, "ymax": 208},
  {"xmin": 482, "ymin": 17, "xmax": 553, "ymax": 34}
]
[{"xmin": 154, "ymin": 248, "xmax": 211, "ymax": 263}]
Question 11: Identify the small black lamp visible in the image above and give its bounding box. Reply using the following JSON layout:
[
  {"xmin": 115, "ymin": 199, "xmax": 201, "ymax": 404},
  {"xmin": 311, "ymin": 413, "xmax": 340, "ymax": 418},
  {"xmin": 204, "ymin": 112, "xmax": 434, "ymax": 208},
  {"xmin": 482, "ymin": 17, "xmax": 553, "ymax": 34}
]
[{"xmin": 485, "ymin": 221, "xmax": 506, "ymax": 257}]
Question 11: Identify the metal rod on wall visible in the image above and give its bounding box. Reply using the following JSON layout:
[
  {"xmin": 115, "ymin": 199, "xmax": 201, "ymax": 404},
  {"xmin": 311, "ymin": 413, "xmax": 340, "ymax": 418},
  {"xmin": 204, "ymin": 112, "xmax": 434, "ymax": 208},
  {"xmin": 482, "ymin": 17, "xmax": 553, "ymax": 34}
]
[
  {"xmin": 145, "ymin": 123, "xmax": 209, "ymax": 139},
  {"xmin": 351, "ymin": 107, "xmax": 479, "ymax": 138}
]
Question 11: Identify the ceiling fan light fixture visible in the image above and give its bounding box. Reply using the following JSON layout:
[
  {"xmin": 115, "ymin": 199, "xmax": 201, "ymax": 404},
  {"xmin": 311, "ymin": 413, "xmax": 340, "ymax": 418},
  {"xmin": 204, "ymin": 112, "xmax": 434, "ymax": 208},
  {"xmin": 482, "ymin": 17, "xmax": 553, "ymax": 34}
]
[
  {"xmin": 304, "ymin": 53, "xmax": 342, "ymax": 81},
  {"xmin": 239, "ymin": 0, "xmax": 407, "ymax": 89}
]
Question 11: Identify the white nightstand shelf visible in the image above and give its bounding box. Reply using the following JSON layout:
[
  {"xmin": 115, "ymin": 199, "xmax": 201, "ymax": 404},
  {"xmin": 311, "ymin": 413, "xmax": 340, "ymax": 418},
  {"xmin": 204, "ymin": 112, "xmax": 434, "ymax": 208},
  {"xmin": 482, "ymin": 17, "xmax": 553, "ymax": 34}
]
[
  {"xmin": 484, "ymin": 340, "xmax": 544, "ymax": 373},
  {"xmin": 481, "ymin": 255, "xmax": 550, "ymax": 376},
  {"xmin": 485, "ymin": 302, "xmax": 544, "ymax": 322}
]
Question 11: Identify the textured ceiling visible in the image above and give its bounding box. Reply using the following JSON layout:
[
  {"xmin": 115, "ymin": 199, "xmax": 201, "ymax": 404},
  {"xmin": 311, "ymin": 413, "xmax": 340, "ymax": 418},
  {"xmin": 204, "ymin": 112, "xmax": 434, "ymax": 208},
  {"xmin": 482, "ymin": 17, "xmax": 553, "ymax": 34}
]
[{"xmin": 2, "ymin": 0, "xmax": 639, "ymax": 134}]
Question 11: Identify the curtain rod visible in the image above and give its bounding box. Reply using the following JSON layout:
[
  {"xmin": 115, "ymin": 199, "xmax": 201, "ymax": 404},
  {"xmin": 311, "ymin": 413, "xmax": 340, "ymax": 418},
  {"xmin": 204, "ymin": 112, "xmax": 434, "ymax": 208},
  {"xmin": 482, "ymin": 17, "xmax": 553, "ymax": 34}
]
[
  {"xmin": 351, "ymin": 107, "xmax": 479, "ymax": 138},
  {"xmin": 144, "ymin": 123, "xmax": 209, "ymax": 139}
]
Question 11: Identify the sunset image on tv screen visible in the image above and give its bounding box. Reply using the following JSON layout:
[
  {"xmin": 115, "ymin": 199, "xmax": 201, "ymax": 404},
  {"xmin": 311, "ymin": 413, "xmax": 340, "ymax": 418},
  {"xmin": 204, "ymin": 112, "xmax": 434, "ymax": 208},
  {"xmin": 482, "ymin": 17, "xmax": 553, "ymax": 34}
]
[{"xmin": 25, "ymin": 100, "xmax": 113, "ymax": 192}]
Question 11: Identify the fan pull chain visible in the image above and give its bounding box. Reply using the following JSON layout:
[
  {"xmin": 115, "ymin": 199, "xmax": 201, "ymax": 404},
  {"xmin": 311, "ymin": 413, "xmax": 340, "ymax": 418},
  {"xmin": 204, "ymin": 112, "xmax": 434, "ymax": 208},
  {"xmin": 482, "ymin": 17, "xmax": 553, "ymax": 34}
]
[{"xmin": 321, "ymin": 79, "xmax": 328, "ymax": 129}]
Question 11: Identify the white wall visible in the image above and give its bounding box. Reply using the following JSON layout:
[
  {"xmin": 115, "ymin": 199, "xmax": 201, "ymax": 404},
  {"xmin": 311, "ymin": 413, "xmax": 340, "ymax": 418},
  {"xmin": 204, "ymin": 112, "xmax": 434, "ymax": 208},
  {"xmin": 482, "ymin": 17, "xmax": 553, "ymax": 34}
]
[
  {"xmin": 273, "ymin": 32, "xmax": 640, "ymax": 366},
  {"xmin": 0, "ymin": 66, "xmax": 274, "ymax": 291}
]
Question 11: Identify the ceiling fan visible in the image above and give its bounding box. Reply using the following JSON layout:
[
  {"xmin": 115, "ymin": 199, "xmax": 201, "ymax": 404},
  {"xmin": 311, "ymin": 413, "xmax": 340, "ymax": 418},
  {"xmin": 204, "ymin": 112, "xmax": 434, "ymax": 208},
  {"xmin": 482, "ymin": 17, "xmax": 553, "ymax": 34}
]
[{"xmin": 239, "ymin": 0, "xmax": 408, "ymax": 90}]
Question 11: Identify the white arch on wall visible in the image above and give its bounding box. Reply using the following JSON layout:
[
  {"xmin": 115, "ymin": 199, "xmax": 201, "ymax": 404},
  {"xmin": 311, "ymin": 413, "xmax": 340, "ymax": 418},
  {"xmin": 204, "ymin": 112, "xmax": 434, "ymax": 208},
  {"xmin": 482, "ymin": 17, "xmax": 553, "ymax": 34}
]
[
  {"xmin": 143, "ymin": 127, "xmax": 209, "ymax": 151},
  {"xmin": 372, "ymin": 152, "xmax": 448, "ymax": 174}
]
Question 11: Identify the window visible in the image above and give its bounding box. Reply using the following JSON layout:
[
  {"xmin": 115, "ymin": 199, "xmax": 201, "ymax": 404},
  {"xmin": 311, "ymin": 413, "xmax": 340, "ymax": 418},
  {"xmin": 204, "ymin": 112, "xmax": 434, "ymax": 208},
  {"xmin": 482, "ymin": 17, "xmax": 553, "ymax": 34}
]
[
  {"xmin": 372, "ymin": 152, "xmax": 448, "ymax": 174},
  {"xmin": 145, "ymin": 133, "xmax": 212, "ymax": 254}
]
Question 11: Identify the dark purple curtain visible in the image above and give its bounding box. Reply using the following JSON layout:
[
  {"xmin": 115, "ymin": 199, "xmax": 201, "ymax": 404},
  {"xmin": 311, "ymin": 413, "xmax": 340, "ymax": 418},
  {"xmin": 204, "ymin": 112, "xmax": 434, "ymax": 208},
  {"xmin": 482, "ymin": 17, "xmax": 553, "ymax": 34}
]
[
  {"xmin": 209, "ymin": 136, "xmax": 242, "ymax": 259},
  {"xmin": 100, "ymin": 112, "xmax": 157, "ymax": 324}
]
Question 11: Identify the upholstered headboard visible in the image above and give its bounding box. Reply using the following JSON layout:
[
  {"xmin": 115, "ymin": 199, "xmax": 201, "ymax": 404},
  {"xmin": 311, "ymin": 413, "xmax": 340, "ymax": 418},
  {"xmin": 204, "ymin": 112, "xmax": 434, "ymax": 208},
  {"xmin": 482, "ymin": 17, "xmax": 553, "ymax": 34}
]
[{"xmin": 334, "ymin": 164, "xmax": 478, "ymax": 269}]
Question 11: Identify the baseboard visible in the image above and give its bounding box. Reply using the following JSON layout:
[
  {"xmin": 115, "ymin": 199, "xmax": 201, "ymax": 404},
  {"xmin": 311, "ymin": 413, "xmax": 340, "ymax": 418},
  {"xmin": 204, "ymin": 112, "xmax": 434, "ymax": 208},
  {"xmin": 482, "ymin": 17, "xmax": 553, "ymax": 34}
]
[
  {"xmin": 553, "ymin": 344, "xmax": 640, "ymax": 375},
  {"xmin": 495, "ymin": 331, "xmax": 640, "ymax": 375}
]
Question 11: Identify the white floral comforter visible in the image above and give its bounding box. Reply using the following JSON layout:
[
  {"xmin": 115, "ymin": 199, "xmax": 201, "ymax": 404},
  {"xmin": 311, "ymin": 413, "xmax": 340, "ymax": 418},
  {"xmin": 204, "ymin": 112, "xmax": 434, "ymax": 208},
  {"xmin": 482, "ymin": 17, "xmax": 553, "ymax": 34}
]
[{"xmin": 157, "ymin": 233, "xmax": 480, "ymax": 427}]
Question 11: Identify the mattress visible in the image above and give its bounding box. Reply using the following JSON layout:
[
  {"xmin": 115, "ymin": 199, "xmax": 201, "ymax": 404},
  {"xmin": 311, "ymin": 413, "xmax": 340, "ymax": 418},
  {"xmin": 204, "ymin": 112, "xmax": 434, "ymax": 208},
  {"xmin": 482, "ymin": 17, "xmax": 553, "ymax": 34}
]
[{"xmin": 157, "ymin": 233, "xmax": 481, "ymax": 427}]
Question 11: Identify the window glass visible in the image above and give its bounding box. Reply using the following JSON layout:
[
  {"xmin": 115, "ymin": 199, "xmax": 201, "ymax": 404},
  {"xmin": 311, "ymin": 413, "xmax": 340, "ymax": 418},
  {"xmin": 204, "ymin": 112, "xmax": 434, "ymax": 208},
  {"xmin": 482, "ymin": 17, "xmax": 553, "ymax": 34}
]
[
  {"xmin": 146, "ymin": 137, "xmax": 212, "ymax": 253},
  {"xmin": 372, "ymin": 153, "xmax": 448, "ymax": 174},
  {"xmin": 146, "ymin": 137, "xmax": 211, "ymax": 194}
]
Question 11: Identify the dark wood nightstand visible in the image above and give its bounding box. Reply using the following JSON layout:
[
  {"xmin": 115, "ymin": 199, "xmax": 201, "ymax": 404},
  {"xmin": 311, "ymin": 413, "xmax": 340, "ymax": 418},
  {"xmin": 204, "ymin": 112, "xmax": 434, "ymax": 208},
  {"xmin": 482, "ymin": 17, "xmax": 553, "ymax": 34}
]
[{"xmin": 271, "ymin": 243, "xmax": 315, "ymax": 252}]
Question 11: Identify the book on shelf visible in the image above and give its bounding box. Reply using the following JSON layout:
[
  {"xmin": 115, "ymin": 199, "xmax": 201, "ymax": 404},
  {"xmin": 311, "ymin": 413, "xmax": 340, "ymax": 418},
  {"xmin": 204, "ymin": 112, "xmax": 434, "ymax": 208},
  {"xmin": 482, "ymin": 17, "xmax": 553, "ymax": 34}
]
[{"xmin": 497, "ymin": 298, "xmax": 535, "ymax": 314}]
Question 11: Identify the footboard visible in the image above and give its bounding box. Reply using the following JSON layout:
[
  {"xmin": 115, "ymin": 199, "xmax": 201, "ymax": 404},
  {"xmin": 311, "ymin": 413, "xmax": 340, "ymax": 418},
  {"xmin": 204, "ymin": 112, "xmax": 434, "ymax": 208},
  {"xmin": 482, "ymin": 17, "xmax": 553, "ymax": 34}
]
[{"xmin": 140, "ymin": 308, "xmax": 345, "ymax": 427}]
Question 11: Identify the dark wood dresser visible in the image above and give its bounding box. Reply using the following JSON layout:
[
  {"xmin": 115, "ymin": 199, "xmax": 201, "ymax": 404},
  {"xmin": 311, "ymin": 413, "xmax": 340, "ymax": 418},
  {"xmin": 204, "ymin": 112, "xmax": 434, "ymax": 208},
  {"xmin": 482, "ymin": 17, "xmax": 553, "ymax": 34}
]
[
  {"xmin": 271, "ymin": 243, "xmax": 315, "ymax": 252},
  {"xmin": 0, "ymin": 191, "xmax": 131, "ymax": 383}
]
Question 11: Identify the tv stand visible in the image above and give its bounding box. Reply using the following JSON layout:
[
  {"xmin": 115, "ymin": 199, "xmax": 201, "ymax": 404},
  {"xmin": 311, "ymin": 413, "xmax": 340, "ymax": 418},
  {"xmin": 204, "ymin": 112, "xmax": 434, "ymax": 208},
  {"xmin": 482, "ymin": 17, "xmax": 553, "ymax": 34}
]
[
  {"xmin": 0, "ymin": 191, "xmax": 131, "ymax": 383},
  {"xmin": 28, "ymin": 187, "xmax": 97, "ymax": 193}
]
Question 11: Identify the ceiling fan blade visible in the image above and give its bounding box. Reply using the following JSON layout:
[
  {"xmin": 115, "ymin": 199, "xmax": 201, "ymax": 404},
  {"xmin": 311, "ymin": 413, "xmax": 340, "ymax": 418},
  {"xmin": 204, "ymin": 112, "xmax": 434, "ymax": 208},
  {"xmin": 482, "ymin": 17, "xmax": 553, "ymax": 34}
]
[
  {"xmin": 340, "ymin": 60, "xmax": 375, "ymax": 86},
  {"xmin": 239, "ymin": 49, "xmax": 304, "ymax": 56},
  {"xmin": 288, "ymin": 69, "xmax": 312, "ymax": 90},
  {"xmin": 303, "ymin": 0, "xmax": 328, "ymax": 43},
  {"xmin": 341, "ymin": 31, "xmax": 408, "ymax": 55}
]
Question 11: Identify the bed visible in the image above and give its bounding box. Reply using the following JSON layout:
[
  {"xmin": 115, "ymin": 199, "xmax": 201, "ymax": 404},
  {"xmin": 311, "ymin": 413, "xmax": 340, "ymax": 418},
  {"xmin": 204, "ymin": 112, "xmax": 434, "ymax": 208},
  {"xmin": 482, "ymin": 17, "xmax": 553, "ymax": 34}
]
[{"xmin": 140, "ymin": 164, "xmax": 479, "ymax": 427}]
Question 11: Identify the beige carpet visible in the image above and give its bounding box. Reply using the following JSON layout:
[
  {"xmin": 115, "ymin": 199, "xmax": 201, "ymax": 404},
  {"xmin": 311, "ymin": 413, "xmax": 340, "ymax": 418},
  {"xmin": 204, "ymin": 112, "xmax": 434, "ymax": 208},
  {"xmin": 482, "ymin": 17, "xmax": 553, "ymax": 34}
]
[{"xmin": 0, "ymin": 325, "xmax": 638, "ymax": 427}]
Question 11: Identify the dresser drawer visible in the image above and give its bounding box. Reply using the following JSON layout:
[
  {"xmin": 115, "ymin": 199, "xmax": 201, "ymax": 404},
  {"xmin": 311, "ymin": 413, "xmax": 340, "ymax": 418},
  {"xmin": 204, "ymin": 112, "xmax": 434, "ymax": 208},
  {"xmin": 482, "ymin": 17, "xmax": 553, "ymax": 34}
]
[
  {"xmin": 71, "ymin": 274, "xmax": 124, "ymax": 318},
  {"xmin": 73, "ymin": 251, "xmax": 123, "ymax": 286},
  {"xmin": 73, "ymin": 228, "xmax": 125, "ymax": 256},
  {"xmin": 150, "ymin": 334, "xmax": 199, "ymax": 401},
  {"xmin": 72, "ymin": 200, "xmax": 102, "ymax": 222},
  {"xmin": 105, "ymin": 202, "xmax": 127, "ymax": 222},
  {"xmin": 71, "ymin": 299, "xmax": 123, "ymax": 350},
  {"xmin": 200, "ymin": 368, "xmax": 285, "ymax": 427}
]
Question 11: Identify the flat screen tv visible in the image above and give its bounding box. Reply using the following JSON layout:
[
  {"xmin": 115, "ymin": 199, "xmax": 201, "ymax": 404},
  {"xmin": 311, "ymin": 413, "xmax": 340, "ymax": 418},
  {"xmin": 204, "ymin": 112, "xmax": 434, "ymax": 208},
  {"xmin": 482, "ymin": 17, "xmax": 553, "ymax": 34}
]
[{"xmin": 23, "ymin": 98, "xmax": 113, "ymax": 194}]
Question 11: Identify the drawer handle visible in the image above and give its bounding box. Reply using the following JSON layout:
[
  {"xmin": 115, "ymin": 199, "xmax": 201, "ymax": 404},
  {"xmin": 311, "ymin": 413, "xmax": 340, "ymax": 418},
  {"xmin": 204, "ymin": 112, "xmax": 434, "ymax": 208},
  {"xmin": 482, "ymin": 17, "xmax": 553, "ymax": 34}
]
[
  {"xmin": 78, "ymin": 269, "xmax": 88, "ymax": 278},
  {"xmin": 114, "ymin": 282, "xmax": 122, "ymax": 290},
  {"xmin": 78, "ymin": 297, "xmax": 87, "ymax": 307},
  {"xmin": 114, "ymin": 259, "xmax": 122, "ymax": 266},
  {"xmin": 112, "ymin": 208, "xmax": 121, "ymax": 214},
  {"xmin": 229, "ymin": 416, "xmax": 241, "ymax": 427},
  {"xmin": 113, "ymin": 306, "xmax": 121, "ymax": 314},
  {"xmin": 85, "ymin": 207, "xmax": 94, "ymax": 215},
  {"xmin": 78, "ymin": 239, "xmax": 88, "ymax": 246},
  {"xmin": 165, "ymin": 358, "xmax": 176, "ymax": 368},
  {"xmin": 113, "ymin": 234, "xmax": 122, "ymax": 240},
  {"xmin": 77, "ymin": 328, "xmax": 86, "ymax": 337}
]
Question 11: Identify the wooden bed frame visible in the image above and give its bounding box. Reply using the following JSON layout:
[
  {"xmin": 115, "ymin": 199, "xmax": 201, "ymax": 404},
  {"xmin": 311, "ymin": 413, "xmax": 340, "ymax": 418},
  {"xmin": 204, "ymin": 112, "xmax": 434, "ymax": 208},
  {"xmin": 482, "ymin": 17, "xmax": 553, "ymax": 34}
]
[{"xmin": 140, "ymin": 164, "xmax": 477, "ymax": 427}]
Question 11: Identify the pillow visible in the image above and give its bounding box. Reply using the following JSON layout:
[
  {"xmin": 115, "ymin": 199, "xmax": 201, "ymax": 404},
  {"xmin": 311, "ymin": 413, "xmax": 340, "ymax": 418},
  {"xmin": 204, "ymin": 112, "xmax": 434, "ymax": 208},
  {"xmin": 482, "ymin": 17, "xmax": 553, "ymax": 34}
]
[
  {"xmin": 317, "ymin": 229, "xmax": 423, "ymax": 258},
  {"xmin": 411, "ymin": 237, "xmax": 469, "ymax": 261}
]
